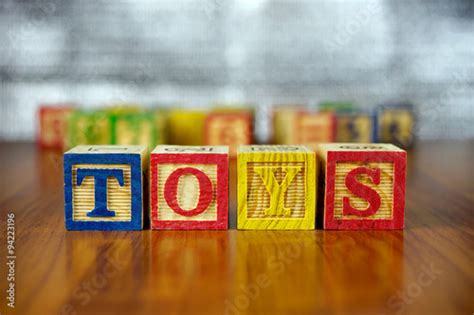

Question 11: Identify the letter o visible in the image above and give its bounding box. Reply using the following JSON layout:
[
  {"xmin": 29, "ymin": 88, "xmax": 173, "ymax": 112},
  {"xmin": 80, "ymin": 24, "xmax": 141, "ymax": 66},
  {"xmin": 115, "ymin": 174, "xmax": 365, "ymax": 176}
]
[{"xmin": 164, "ymin": 167, "xmax": 213, "ymax": 217}]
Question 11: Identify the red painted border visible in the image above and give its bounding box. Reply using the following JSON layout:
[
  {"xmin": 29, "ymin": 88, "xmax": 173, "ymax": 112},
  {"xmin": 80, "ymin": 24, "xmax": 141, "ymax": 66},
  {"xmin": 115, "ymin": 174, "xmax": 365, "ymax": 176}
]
[
  {"xmin": 204, "ymin": 112, "xmax": 253, "ymax": 147},
  {"xmin": 324, "ymin": 150, "xmax": 406, "ymax": 230},
  {"xmin": 150, "ymin": 152, "xmax": 229, "ymax": 230},
  {"xmin": 37, "ymin": 105, "xmax": 74, "ymax": 150}
]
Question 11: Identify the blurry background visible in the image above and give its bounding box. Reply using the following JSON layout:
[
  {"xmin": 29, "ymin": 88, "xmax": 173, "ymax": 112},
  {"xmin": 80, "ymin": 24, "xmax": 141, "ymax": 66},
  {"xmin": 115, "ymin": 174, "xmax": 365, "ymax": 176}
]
[{"xmin": 0, "ymin": 0, "xmax": 472, "ymax": 142}]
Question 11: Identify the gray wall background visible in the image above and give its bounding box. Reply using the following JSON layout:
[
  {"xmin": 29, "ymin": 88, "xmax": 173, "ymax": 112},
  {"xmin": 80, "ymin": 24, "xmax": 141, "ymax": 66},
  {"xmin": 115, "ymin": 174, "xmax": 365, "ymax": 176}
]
[{"xmin": 0, "ymin": 0, "xmax": 473, "ymax": 142}]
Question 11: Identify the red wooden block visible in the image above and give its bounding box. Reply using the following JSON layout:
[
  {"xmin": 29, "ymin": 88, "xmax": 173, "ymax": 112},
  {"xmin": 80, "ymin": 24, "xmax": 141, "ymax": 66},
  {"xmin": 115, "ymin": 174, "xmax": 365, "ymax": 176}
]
[
  {"xmin": 150, "ymin": 145, "xmax": 229, "ymax": 230},
  {"xmin": 318, "ymin": 143, "xmax": 406, "ymax": 230},
  {"xmin": 204, "ymin": 112, "xmax": 253, "ymax": 157},
  {"xmin": 37, "ymin": 105, "xmax": 75, "ymax": 150}
]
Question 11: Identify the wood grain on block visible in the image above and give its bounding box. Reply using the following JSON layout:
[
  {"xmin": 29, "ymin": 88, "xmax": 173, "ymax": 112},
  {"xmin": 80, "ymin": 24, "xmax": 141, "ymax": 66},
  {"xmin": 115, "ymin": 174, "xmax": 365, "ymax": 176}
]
[
  {"xmin": 237, "ymin": 145, "xmax": 316, "ymax": 230},
  {"xmin": 150, "ymin": 145, "xmax": 228, "ymax": 230},
  {"xmin": 38, "ymin": 105, "xmax": 75, "ymax": 150},
  {"xmin": 71, "ymin": 164, "xmax": 132, "ymax": 222},
  {"xmin": 64, "ymin": 145, "xmax": 147, "ymax": 230},
  {"xmin": 205, "ymin": 112, "xmax": 252, "ymax": 157},
  {"xmin": 318, "ymin": 143, "xmax": 406, "ymax": 230}
]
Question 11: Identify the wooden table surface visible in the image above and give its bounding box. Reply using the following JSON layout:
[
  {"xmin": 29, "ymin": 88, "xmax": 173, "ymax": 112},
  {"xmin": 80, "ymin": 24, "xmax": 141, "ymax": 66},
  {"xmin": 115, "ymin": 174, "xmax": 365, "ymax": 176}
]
[{"xmin": 0, "ymin": 141, "xmax": 472, "ymax": 315}]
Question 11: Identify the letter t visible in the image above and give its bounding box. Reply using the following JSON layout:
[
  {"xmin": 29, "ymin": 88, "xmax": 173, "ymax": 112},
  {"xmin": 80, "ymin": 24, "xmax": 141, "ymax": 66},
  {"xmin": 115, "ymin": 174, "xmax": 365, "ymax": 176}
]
[{"xmin": 76, "ymin": 168, "xmax": 125, "ymax": 217}]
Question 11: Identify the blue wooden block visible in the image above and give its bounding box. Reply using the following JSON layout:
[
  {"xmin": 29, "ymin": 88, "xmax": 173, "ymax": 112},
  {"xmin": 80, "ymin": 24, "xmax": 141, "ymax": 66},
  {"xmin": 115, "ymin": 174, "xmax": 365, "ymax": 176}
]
[{"xmin": 64, "ymin": 145, "xmax": 147, "ymax": 230}]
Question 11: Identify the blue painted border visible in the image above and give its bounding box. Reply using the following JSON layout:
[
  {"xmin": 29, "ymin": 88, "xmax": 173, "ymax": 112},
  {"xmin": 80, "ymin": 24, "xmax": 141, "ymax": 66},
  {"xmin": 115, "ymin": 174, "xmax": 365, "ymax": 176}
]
[
  {"xmin": 64, "ymin": 153, "xmax": 143, "ymax": 230},
  {"xmin": 371, "ymin": 111, "xmax": 378, "ymax": 143}
]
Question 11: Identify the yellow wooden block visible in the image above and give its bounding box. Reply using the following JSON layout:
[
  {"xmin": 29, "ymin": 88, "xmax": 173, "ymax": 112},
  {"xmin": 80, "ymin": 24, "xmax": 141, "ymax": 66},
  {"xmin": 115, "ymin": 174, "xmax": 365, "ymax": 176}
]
[
  {"xmin": 336, "ymin": 113, "xmax": 374, "ymax": 143},
  {"xmin": 272, "ymin": 106, "xmax": 302, "ymax": 144},
  {"xmin": 378, "ymin": 109, "xmax": 415, "ymax": 148},
  {"xmin": 167, "ymin": 110, "xmax": 207, "ymax": 145},
  {"xmin": 237, "ymin": 145, "xmax": 316, "ymax": 230}
]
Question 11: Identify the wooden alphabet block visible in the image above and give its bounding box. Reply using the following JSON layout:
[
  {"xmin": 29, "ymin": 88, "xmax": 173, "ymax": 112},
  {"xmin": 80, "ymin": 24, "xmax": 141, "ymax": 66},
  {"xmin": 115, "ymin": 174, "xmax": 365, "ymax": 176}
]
[
  {"xmin": 64, "ymin": 145, "xmax": 148, "ymax": 230},
  {"xmin": 376, "ymin": 104, "xmax": 416, "ymax": 148},
  {"xmin": 273, "ymin": 108, "xmax": 336, "ymax": 145},
  {"xmin": 204, "ymin": 111, "xmax": 253, "ymax": 157},
  {"xmin": 336, "ymin": 112, "xmax": 376, "ymax": 143},
  {"xmin": 317, "ymin": 143, "xmax": 406, "ymax": 230},
  {"xmin": 237, "ymin": 145, "xmax": 316, "ymax": 230},
  {"xmin": 112, "ymin": 110, "xmax": 166, "ymax": 149},
  {"xmin": 296, "ymin": 111, "xmax": 336, "ymax": 145},
  {"xmin": 67, "ymin": 110, "xmax": 114, "ymax": 148},
  {"xmin": 150, "ymin": 145, "xmax": 229, "ymax": 230},
  {"xmin": 167, "ymin": 110, "xmax": 207, "ymax": 145},
  {"xmin": 37, "ymin": 105, "xmax": 75, "ymax": 150}
]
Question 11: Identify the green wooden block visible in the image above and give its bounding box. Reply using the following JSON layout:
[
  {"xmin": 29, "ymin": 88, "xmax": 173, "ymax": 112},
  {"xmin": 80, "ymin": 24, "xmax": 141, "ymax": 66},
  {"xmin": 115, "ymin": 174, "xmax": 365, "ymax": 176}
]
[
  {"xmin": 112, "ymin": 111, "xmax": 166, "ymax": 149},
  {"xmin": 67, "ymin": 110, "xmax": 114, "ymax": 148}
]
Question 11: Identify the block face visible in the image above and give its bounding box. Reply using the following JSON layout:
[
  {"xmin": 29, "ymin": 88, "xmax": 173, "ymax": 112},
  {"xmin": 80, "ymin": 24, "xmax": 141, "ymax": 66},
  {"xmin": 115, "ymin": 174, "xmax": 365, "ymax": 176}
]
[
  {"xmin": 71, "ymin": 164, "xmax": 132, "ymax": 222},
  {"xmin": 157, "ymin": 163, "xmax": 218, "ymax": 222},
  {"xmin": 333, "ymin": 162, "xmax": 394, "ymax": 220},
  {"xmin": 246, "ymin": 161, "xmax": 306, "ymax": 219},
  {"xmin": 205, "ymin": 112, "xmax": 252, "ymax": 156},
  {"xmin": 237, "ymin": 145, "xmax": 316, "ymax": 230},
  {"xmin": 38, "ymin": 106, "xmax": 74, "ymax": 149},
  {"xmin": 376, "ymin": 105, "xmax": 416, "ymax": 148},
  {"xmin": 295, "ymin": 111, "xmax": 336, "ymax": 145},
  {"xmin": 64, "ymin": 145, "xmax": 146, "ymax": 230},
  {"xmin": 336, "ymin": 113, "xmax": 375, "ymax": 143},
  {"xmin": 68, "ymin": 111, "xmax": 113, "ymax": 147},
  {"xmin": 150, "ymin": 146, "xmax": 228, "ymax": 230},
  {"xmin": 319, "ymin": 143, "xmax": 406, "ymax": 230},
  {"xmin": 167, "ymin": 110, "xmax": 206, "ymax": 145},
  {"xmin": 112, "ymin": 111, "xmax": 166, "ymax": 149}
]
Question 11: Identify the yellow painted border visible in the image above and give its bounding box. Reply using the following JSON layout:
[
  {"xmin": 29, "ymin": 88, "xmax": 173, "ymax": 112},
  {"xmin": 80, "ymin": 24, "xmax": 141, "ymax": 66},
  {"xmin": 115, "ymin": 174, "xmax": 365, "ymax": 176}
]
[{"xmin": 237, "ymin": 147, "xmax": 316, "ymax": 230}]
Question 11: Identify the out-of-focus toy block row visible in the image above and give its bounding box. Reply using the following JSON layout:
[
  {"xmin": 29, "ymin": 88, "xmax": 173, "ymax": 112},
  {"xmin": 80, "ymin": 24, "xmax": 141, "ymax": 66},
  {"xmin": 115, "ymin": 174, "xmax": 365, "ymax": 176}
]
[
  {"xmin": 272, "ymin": 102, "xmax": 416, "ymax": 148},
  {"xmin": 37, "ymin": 101, "xmax": 416, "ymax": 152},
  {"xmin": 37, "ymin": 105, "xmax": 254, "ymax": 154}
]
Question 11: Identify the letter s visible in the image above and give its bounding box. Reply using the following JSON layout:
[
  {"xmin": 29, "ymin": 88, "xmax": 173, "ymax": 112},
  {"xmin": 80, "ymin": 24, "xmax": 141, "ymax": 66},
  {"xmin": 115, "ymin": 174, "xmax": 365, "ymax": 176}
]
[{"xmin": 342, "ymin": 167, "xmax": 381, "ymax": 217}]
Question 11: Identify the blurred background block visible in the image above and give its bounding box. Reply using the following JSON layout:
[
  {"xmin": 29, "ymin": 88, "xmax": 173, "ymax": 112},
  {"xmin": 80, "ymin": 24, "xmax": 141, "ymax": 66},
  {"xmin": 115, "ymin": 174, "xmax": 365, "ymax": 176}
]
[{"xmin": 0, "ymin": 0, "xmax": 473, "ymax": 142}]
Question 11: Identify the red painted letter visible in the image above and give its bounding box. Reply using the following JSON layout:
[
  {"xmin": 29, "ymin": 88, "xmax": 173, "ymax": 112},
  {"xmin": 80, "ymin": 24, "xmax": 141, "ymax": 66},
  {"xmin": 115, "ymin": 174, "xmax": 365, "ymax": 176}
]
[
  {"xmin": 164, "ymin": 167, "xmax": 213, "ymax": 217},
  {"xmin": 342, "ymin": 167, "xmax": 381, "ymax": 217}
]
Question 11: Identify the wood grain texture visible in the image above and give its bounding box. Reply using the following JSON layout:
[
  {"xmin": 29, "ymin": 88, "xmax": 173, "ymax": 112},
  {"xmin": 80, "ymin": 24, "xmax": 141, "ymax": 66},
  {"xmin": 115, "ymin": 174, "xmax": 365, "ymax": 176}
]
[
  {"xmin": 0, "ymin": 141, "xmax": 472, "ymax": 315},
  {"xmin": 150, "ymin": 145, "xmax": 229, "ymax": 230},
  {"xmin": 237, "ymin": 145, "xmax": 316, "ymax": 230},
  {"xmin": 318, "ymin": 143, "xmax": 406, "ymax": 230},
  {"xmin": 64, "ymin": 145, "xmax": 147, "ymax": 230}
]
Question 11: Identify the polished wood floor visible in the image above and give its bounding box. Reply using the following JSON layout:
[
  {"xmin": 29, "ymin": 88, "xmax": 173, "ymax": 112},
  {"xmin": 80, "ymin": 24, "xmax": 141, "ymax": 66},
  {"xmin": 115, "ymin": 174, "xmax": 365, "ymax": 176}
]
[{"xmin": 0, "ymin": 141, "xmax": 472, "ymax": 315}]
